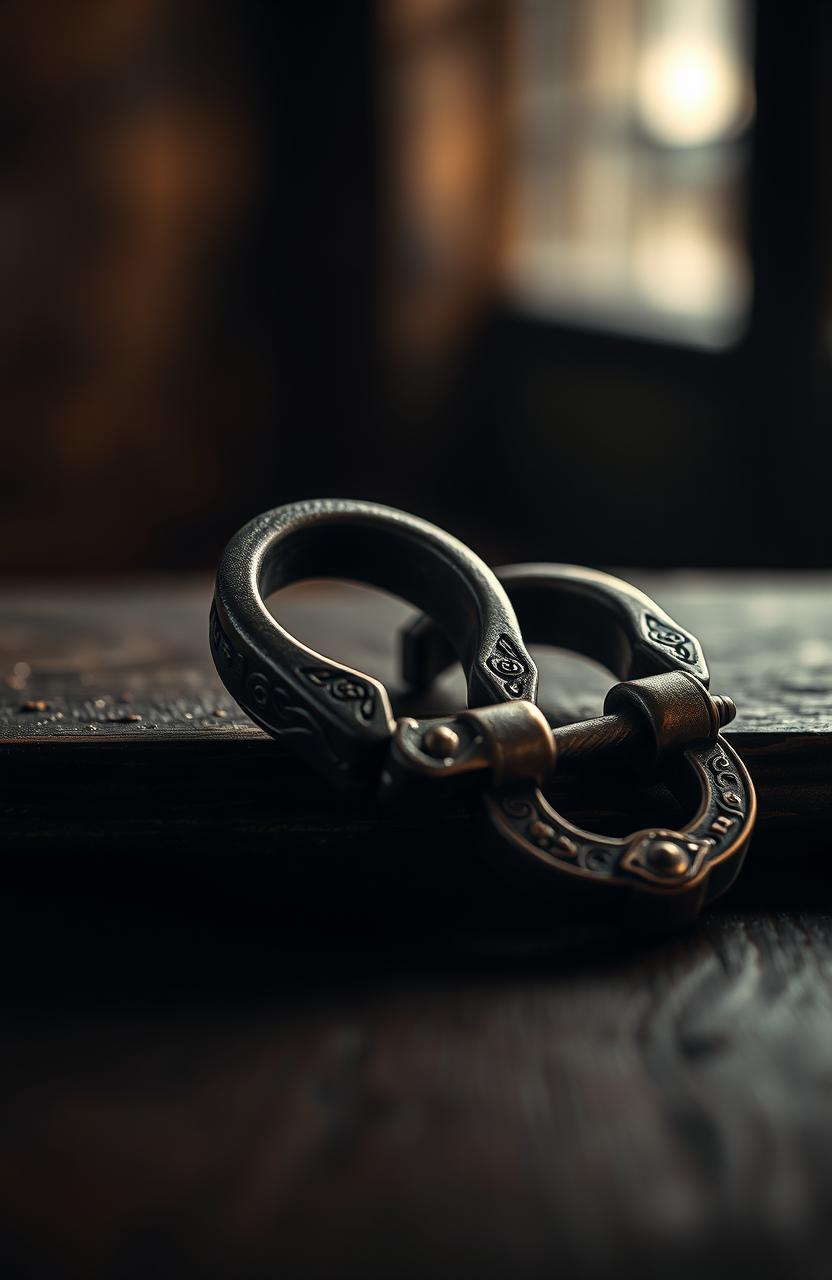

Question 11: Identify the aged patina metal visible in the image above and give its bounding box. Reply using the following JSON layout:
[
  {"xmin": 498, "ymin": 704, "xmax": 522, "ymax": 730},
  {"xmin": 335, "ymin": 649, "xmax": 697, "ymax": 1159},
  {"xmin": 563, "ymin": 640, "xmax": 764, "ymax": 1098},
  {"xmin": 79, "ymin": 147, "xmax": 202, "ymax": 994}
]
[
  {"xmin": 210, "ymin": 498, "xmax": 536, "ymax": 790},
  {"xmin": 211, "ymin": 502, "xmax": 755, "ymax": 926},
  {"xmin": 402, "ymin": 563, "xmax": 756, "ymax": 925}
]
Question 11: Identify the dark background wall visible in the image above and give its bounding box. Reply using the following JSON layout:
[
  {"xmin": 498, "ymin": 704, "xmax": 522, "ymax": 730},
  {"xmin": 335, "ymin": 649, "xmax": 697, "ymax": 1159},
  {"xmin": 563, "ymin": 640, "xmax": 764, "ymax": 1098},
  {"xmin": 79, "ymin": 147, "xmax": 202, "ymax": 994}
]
[{"xmin": 1, "ymin": 0, "xmax": 830, "ymax": 574}]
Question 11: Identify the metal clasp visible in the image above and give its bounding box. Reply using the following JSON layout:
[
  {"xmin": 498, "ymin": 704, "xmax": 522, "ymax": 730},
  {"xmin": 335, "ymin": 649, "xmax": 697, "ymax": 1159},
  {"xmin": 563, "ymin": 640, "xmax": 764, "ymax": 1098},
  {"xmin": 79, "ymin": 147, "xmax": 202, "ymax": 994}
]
[
  {"xmin": 383, "ymin": 669, "xmax": 734, "ymax": 801},
  {"xmin": 211, "ymin": 505, "xmax": 756, "ymax": 926},
  {"xmin": 400, "ymin": 565, "xmax": 756, "ymax": 925}
]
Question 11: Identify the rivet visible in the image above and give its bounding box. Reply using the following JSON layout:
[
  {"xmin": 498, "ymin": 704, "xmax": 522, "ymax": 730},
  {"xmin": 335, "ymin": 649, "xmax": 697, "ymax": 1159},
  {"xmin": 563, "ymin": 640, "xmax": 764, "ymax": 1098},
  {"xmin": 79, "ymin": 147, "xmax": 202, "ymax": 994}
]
[
  {"xmin": 422, "ymin": 724, "xmax": 461, "ymax": 760},
  {"xmin": 647, "ymin": 839, "xmax": 690, "ymax": 876}
]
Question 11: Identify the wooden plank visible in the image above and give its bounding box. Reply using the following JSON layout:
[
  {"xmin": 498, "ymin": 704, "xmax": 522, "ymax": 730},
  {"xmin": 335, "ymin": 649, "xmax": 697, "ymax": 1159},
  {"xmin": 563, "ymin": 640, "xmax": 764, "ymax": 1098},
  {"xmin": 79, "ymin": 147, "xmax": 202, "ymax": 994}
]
[
  {"xmin": 1, "ymin": 892, "xmax": 832, "ymax": 1277},
  {"xmin": 0, "ymin": 577, "xmax": 828, "ymax": 905},
  {"xmin": 2, "ymin": 574, "xmax": 830, "ymax": 742},
  {"xmin": 1, "ymin": 579, "xmax": 831, "ymax": 1276}
]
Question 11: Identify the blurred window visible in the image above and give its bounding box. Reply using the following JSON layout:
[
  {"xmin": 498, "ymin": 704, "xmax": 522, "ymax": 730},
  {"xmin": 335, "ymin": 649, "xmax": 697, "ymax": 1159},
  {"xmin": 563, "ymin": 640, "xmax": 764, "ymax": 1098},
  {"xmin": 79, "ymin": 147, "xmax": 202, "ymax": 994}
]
[{"xmin": 508, "ymin": 0, "xmax": 755, "ymax": 348}]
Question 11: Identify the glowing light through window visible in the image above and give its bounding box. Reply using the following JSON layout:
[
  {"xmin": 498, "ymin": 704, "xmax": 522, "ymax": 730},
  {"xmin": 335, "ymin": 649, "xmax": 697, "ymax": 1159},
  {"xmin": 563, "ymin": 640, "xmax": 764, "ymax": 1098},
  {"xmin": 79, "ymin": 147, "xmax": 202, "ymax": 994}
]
[
  {"xmin": 510, "ymin": 0, "xmax": 754, "ymax": 348},
  {"xmin": 637, "ymin": 35, "xmax": 752, "ymax": 147}
]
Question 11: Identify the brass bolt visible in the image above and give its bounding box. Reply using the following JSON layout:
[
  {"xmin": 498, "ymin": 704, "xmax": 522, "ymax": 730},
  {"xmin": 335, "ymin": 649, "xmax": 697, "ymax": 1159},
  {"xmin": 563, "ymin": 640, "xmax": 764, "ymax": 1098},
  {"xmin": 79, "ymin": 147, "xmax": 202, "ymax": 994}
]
[
  {"xmin": 712, "ymin": 694, "xmax": 737, "ymax": 727},
  {"xmin": 422, "ymin": 723, "xmax": 461, "ymax": 760}
]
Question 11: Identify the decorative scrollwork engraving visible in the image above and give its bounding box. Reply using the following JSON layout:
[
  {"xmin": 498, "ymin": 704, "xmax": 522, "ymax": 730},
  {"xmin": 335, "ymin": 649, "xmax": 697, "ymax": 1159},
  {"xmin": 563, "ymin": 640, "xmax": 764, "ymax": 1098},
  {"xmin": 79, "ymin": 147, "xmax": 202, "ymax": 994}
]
[
  {"xmin": 303, "ymin": 667, "xmax": 375, "ymax": 722},
  {"xmin": 644, "ymin": 613, "xmax": 698, "ymax": 665},
  {"xmin": 502, "ymin": 796, "xmax": 534, "ymax": 820},
  {"xmin": 487, "ymin": 635, "xmax": 527, "ymax": 698},
  {"xmin": 706, "ymin": 748, "xmax": 745, "ymax": 812},
  {"xmin": 503, "ymin": 800, "xmax": 580, "ymax": 859},
  {"xmin": 209, "ymin": 604, "xmax": 234, "ymax": 668},
  {"xmin": 269, "ymin": 681, "xmax": 345, "ymax": 771},
  {"xmin": 209, "ymin": 604, "xmax": 246, "ymax": 685},
  {"xmin": 209, "ymin": 606, "xmax": 345, "ymax": 770},
  {"xmin": 584, "ymin": 846, "xmax": 618, "ymax": 874},
  {"xmin": 245, "ymin": 671, "xmax": 270, "ymax": 710}
]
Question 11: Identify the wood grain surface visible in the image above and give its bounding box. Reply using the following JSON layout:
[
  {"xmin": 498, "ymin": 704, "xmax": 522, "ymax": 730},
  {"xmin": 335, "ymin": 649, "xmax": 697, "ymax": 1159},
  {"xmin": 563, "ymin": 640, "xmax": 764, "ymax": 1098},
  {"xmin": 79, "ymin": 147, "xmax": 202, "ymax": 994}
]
[
  {"xmin": 2, "ymin": 574, "xmax": 831, "ymax": 741},
  {"xmin": 0, "ymin": 576, "xmax": 830, "ymax": 1278},
  {"xmin": 2, "ymin": 891, "xmax": 832, "ymax": 1279},
  {"xmin": 0, "ymin": 574, "xmax": 829, "ymax": 878}
]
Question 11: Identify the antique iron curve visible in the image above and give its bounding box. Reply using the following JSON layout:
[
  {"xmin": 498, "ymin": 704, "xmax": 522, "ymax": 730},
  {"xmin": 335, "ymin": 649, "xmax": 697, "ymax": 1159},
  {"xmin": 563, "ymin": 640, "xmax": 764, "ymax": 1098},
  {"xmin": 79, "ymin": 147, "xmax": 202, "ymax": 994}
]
[
  {"xmin": 211, "ymin": 500, "xmax": 755, "ymax": 926},
  {"xmin": 210, "ymin": 498, "xmax": 537, "ymax": 790},
  {"xmin": 400, "ymin": 564, "xmax": 756, "ymax": 925}
]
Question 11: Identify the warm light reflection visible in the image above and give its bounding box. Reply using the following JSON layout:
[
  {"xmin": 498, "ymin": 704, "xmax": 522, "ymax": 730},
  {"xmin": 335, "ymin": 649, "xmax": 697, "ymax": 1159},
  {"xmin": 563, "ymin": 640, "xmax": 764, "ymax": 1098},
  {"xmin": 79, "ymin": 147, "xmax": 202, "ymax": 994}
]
[
  {"xmin": 633, "ymin": 216, "xmax": 744, "ymax": 318},
  {"xmin": 636, "ymin": 35, "xmax": 750, "ymax": 146},
  {"xmin": 511, "ymin": 0, "xmax": 753, "ymax": 346}
]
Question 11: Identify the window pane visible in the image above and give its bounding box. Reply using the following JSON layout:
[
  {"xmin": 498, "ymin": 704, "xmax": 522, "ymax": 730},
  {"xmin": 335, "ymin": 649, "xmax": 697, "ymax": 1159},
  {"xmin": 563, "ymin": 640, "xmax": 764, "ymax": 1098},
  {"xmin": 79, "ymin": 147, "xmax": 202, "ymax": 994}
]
[{"xmin": 508, "ymin": 0, "xmax": 755, "ymax": 348}]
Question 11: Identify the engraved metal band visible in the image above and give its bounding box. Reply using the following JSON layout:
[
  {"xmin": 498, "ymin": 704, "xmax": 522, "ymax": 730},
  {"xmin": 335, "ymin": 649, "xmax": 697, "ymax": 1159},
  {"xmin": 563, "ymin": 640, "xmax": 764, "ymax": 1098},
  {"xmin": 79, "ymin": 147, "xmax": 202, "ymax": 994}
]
[
  {"xmin": 210, "ymin": 499, "xmax": 537, "ymax": 789},
  {"xmin": 403, "ymin": 564, "xmax": 756, "ymax": 925}
]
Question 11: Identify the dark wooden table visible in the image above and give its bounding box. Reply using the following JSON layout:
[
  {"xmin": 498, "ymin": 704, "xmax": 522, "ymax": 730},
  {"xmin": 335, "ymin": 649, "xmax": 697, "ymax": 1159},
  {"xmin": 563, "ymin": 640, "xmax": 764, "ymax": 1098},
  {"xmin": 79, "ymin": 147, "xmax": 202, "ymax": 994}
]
[{"xmin": 1, "ymin": 575, "xmax": 831, "ymax": 1279}]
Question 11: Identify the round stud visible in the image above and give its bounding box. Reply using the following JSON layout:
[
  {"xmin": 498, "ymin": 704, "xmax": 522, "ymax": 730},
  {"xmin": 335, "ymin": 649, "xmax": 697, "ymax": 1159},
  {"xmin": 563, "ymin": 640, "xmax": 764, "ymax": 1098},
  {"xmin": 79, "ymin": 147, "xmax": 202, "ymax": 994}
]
[
  {"xmin": 646, "ymin": 838, "xmax": 691, "ymax": 876},
  {"xmin": 422, "ymin": 723, "xmax": 461, "ymax": 760}
]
